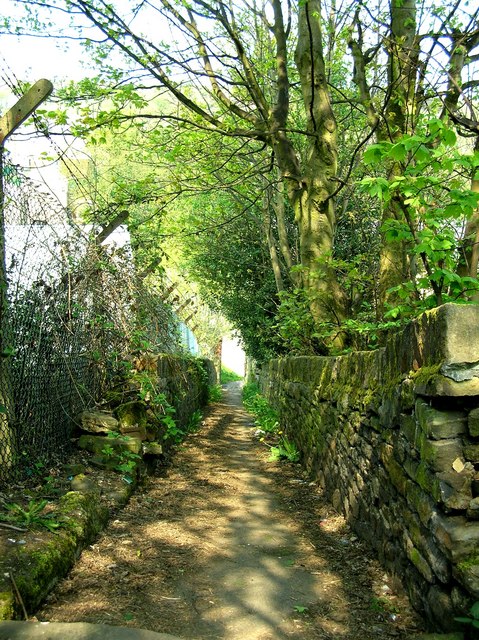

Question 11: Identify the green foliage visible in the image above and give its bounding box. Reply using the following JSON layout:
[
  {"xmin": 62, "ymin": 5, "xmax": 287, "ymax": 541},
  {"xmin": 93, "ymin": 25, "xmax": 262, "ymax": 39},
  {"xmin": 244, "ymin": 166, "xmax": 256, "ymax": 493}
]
[
  {"xmin": 208, "ymin": 384, "xmax": 223, "ymax": 403},
  {"xmin": 242, "ymin": 383, "xmax": 279, "ymax": 433},
  {"xmin": 187, "ymin": 409, "xmax": 203, "ymax": 432},
  {"xmin": 101, "ymin": 444, "xmax": 142, "ymax": 478},
  {"xmin": 0, "ymin": 499, "xmax": 62, "ymax": 533},
  {"xmin": 369, "ymin": 597, "xmax": 400, "ymax": 615},
  {"xmin": 360, "ymin": 122, "xmax": 479, "ymax": 317},
  {"xmin": 293, "ymin": 605, "xmax": 309, "ymax": 614},
  {"xmin": 160, "ymin": 414, "xmax": 184, "ymax": 443},
  {"xmin": 455, "ymin": 601, "xmax": 479, "ymax": 630},
  {"xmin": 273, "ymin": 286, "xmax": 325, "ymax": 355},
  {"xmin": 220, "ymin": 366, "xmax": 243, "ymax": 383},
  {"xmin": 242, "ymin": 383, "xmax": 300, "ymax": 463},
  {"xmin": 268, "ymin": 438, "xmax": 300, "ymax": 463}
]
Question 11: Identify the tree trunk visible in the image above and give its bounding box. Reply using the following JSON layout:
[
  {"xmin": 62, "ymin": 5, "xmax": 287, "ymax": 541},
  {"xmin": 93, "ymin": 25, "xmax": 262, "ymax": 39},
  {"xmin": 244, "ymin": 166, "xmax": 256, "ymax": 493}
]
[
  {"xmin": 457, "ymin": 137, "xmax": 479, "ymax": 299},
  {"xmin": 377, "ymin": 0, "xmax": 418, "ymax": 307},
  {"xmin": 273, "ymin": 169, "xmax": 296, "ymax": 279},
  {"xmin": 292, "ymin": 0, "xmax": 346, "ymax": 336},
  {"xmin": 262, "ymin": 185, "xmax": 284, "ymax": 294}
]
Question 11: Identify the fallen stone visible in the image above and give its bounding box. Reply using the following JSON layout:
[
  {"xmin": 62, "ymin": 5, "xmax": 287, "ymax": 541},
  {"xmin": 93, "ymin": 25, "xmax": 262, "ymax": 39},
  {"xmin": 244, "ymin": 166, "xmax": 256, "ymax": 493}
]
[
  {"xmin": 79, "ymin": 411, "xmax": 119, "ymax": 434},
  {"xmin": 78, "ymin": 434, "xmax": 142, "ymax": 456},
  {"xmin": 142, "ymin": 441, "xmax": 163, "ymax": 456},
  {"xmin": 0, "ymin": 621, "xmax": 186, "ymax": 640},
  {"xmin": 70, "ymin": 474, "xmax": 99, "ymax": 493}
]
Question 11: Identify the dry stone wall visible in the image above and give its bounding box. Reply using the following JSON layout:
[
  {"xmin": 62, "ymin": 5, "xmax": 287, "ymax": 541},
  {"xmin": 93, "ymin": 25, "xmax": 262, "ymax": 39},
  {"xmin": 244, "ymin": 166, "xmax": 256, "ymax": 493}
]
[
  {"xmin": 156, "ymin": 355, "xmax": 217, "ymax": 429},
  {"xmin": 261, "ymin": 304, "xmax": 479, "ymax": 631}
]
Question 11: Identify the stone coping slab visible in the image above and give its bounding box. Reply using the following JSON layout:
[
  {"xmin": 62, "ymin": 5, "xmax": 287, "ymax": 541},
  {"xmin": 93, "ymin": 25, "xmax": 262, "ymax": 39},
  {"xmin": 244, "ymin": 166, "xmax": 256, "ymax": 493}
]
[{"xmin": 0, "ymin": 621, "xmax": 187, "ymax": 640}]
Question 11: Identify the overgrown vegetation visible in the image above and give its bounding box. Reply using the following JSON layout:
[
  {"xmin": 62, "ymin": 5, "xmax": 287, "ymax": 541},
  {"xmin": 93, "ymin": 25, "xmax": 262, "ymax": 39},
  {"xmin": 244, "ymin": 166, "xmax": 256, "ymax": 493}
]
[
  {"xmin": 3, "ymin": 0, "xmax": 477, "ymax": 364},
  {"xmin": 0, "ymin": 498, "xmax": 62, "ymax": 533},
  {"xmin": 242, "ymin": 383, "xmax": 279, "ymax": 434},
  {"xmin": 220, "ymin": 366, "xmax": 243, "ymax": 384},
  {"xmin": 242, "ymin": 383, "xmax": 300, "ymax": 464}
]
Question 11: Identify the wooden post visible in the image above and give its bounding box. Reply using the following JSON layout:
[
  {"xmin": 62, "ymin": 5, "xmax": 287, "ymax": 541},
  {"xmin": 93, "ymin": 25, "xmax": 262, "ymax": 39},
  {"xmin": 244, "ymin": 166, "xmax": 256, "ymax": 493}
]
[{"xmin": 0, "ymin": 79, "xmax": 53, "ymax": 480}]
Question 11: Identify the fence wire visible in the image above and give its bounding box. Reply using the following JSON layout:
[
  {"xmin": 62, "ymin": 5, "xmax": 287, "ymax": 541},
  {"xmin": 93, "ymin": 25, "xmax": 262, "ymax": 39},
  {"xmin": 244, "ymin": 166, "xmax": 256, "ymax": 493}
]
[{"xmin": 0, "ymin": 161, "xmax": 178, "ymax": 484}]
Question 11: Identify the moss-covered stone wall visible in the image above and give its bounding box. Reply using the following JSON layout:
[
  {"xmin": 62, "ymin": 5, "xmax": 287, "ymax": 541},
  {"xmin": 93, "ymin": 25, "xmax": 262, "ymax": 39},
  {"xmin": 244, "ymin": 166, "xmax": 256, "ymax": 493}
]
[
  {"xmin": 156, "ymin": 355, "xmax": 216, "ymax": 429},
  {"xmin": 261, "ymin": 304, "xmax": 479, "ymax": 631}
]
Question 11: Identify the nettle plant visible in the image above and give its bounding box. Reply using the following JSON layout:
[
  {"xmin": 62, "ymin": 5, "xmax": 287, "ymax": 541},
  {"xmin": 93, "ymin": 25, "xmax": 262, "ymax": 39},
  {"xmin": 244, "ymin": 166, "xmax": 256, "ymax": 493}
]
[{"xmin": 361, "ymin": 119, "xmax": 479, "ymax": 319}]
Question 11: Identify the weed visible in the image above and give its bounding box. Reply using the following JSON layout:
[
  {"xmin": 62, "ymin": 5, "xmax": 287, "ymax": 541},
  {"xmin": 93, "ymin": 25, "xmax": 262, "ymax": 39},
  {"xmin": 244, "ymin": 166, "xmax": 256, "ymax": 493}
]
[
  {"xmin": 187, "ymin": 409, "xmax": 203, "ymax": 432},
  {"xmin": 293, "ymin": 605, "xmax": 309, "ymax": 614},
  {"xmin": 242, "ymin": 383, "xmax": 279, "ymax": 434},
  {"xmin": 1, "ymin": 498, "xmax": 61, "ymax": 533},
  {"xmin": 101, "ymin": 445, "xmax": 142, "ymax": 478},
  {"xmin": 370, "ymin": 596, "xmax": 399, "ymax": 615},
  {"xmin": 455, "ymin": 601, "xmax": 479, "ymax": 631},
  {"xmin": 268, "ymin": 438, "xmax": 300, "ymax": 463},
  {"xmin": 208, "ymin": 384, "xmax": 223, "ymax": 403},
  {"xmin": 220, "ymin": 366, "xmax": 243, "ymax": 383},
  {"xmin": 162, "ymin": 414, "xmax": 185, "ymax": 443}
]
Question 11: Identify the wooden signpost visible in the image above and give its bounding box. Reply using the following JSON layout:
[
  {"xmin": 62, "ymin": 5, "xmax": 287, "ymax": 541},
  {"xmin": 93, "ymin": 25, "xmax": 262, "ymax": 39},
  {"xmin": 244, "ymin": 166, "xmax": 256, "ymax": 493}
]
[{"xmin": 0, "ymin": 78, "xmax": 53, "ymax": 146}]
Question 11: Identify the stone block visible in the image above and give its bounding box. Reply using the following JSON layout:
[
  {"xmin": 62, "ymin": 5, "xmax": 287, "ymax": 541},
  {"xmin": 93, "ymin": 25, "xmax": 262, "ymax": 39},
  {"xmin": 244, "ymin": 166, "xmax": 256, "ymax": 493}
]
[
  {"xmin": 415, "ymin": 399, "xmax": 467, "ymax": 440},
  {"xmin": 79, "ymin": 410, "xmax": 119, "ymax": 434},
  {"xmin": 142, "ymin": 441, "xmax": 163, "ymax": 456},
  {"xmin": 453, "ymin": 555, "xmax": 479, "ymax": 598},
  {"xmin": 468, "ymin": 407, "xmax": 479, "ymax": 438},
  {"xmin": 401, "ymin": 413, "xmax": 419, "ymax": 447},
  {"xmin": 400, "ymin": 378, "xmax": 415, "ymax": 411},
  {"xmin": 404, "ymin": 459, "xmax": 441, "ymax": 502},
  {"xmin": 420, "ymin": 438, "xmax": 464, "ymax": 473},
  {"xmin": 78, "ymin": 434, "xmax": 142, "ymax": 456},
  {"xmin": 70, "ymin": 474, "xmax": 99, "ymax": 494},
  {"xmin": 115, "ymin": 401, "xmax": 148, "ymax": 429},
  {"xmin": 464, "ymin": 444, "xmax": 479, "ymax": 463},
  {"xmin": 436, "ymin": 470, "xmax": 472, "ymax": 511},
  {"xmin": 403, "ymin": 508, "xmax": 450, "ymax": 582},
  {"xmin": 405, "ymin": 535, "xmax": 434, "ymax": 582},
  {"xmin": 406, "ymin": 480, "xmax": 437, "ymax": 527},
  {"xmin": 432, "ymin": 514, "xmax": 479, "ymax": 561},
  {"xmin": 426, "ymin": 586, "xmax": 457, "ymax": 634},
  {"xmin": 119, "ymin": 425, "xmax": 147, "ymax": 441},
  {"xmin": 415, "ymin": 375, "xmax": 479, "ymax": 397},
  {"xmin": 382, "ymin": 449, "xmax": 408, "ymax": 495}
]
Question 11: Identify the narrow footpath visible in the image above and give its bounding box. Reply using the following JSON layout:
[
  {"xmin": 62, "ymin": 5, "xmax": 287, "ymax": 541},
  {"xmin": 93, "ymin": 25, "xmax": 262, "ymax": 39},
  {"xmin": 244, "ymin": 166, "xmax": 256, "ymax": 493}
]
[{"xmin": 35, "ymin": 383, "xmax": 423, "ymax": 640}]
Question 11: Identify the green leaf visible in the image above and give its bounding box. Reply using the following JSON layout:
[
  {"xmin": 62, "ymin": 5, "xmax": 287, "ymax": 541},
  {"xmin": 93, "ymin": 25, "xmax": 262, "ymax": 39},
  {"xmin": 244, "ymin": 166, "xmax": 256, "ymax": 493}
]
[
  {"xmin": 363, "ymin": 143, "xmax": 390, "ymax": 164},
  {"xmin": 389, "ymin": 142, "xmax": 407, "ymax": 162},
  {"xmin": 443, "ymin": 128, "xmax": 457, "ymax": 146}
]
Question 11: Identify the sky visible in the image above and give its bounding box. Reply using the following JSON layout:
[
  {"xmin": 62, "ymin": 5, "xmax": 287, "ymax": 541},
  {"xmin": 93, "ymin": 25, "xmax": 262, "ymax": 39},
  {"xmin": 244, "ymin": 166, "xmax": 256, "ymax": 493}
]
[{"xmin": 1, "ymin": 1, "xmax": 94, "ymax": 200}]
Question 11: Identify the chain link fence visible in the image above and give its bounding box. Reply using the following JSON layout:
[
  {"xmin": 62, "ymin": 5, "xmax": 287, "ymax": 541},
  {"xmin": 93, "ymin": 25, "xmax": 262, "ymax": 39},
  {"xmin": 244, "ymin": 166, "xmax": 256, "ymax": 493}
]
[{"xmin": 0, "ymin": 161, "xmax": 178, "ymax": 485}]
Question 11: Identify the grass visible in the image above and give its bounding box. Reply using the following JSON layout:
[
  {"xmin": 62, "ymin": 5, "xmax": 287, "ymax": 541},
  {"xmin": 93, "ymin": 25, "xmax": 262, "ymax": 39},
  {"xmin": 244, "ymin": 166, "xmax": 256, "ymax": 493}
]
[{"xmin": 220, "ymin": 365, "xmax": 243, "ymax": 384}]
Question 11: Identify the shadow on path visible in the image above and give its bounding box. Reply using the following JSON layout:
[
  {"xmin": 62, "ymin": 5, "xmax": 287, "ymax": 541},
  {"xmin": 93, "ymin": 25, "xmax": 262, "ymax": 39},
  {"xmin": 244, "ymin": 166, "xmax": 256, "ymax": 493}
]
[{"xmin": 36, "ymin": 382, "xmax": 423, "ymax": 640}]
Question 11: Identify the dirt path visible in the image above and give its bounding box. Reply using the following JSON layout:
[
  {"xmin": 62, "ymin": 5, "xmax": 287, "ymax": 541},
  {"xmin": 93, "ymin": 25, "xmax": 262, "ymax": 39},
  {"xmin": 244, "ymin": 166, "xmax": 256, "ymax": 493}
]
[{"xmin": 37, "ymin": 383, "xmax": 424, "ymax": 640}]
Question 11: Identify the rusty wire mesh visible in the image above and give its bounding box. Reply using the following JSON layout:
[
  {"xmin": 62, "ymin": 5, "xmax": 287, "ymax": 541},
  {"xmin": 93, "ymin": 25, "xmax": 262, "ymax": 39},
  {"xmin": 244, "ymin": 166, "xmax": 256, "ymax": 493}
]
[{"xmin": 0, "ymin": 161, "xmax": 178, "ymax": 484}]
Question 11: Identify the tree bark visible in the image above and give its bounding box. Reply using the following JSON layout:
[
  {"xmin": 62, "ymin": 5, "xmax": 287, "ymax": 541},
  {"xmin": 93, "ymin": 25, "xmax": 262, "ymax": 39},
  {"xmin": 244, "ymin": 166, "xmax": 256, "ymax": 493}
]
[
  {"xmin": 292, "ymin": 0, "xmax": 345, "ymax": 334},
  {"xmin": 262, "ymin": 186, "xmax": 284, "ymax": 294}
]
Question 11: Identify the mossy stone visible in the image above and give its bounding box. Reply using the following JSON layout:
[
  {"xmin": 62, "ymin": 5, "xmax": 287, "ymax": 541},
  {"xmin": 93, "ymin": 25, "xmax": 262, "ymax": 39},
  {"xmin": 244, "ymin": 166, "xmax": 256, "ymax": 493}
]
[
  {"xmin": 0, "ymin": 591, "xmax": 15, "ymax": 621},
  {"xmin": 115, "ymin": 401, "xmax": 148, "ymax": 429}
]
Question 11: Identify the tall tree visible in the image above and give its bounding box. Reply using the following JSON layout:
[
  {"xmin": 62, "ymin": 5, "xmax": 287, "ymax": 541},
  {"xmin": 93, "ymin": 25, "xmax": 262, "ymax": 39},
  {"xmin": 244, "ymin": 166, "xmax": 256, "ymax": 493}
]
[
  {"xmin": 5, "ymin": 0, "xmax": 479, "ymax": 345},
  {"xmin": 348, "ymin": 0, "xmax": 479, "ymax": 308}
]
